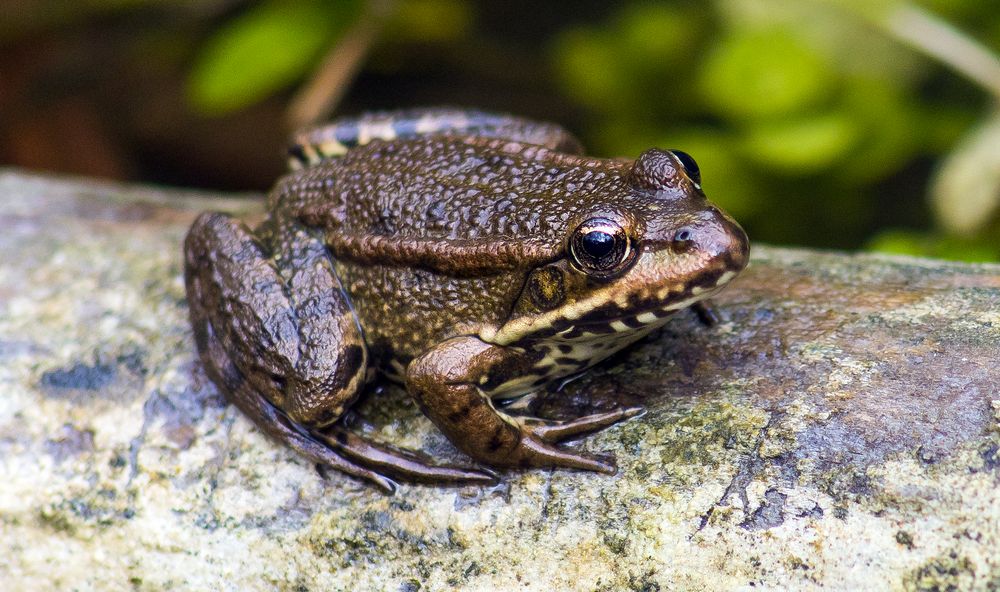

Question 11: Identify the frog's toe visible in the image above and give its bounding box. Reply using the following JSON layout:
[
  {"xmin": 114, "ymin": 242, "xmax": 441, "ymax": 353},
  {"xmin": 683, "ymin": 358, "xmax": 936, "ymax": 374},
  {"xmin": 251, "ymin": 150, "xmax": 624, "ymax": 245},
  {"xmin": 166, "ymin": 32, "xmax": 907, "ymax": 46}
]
[
  {"xmin": 525, "ymin": 407, "xmax": 644, "ymax": 443},
  {"xmin": 508, "ymin": 406, "xmax": 644, "ymax": 473},
  {"xmin": 316, "ymin": 426, "xmax": 499, "ymax": 486},
  {"xmin": 692, "ymin": 300, "xmax": 720, "ymax": 326},
  {"xmin": 516, "ymin": 436, "xmax": 619, "ymax": 474}
]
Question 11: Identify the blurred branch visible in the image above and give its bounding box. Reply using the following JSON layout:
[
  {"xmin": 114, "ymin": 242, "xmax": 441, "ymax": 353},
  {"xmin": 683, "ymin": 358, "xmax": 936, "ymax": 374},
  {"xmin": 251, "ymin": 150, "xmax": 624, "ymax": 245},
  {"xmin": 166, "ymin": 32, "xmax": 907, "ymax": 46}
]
[
  {"xmin": 931, "ymin": 110, "xmax": 1000, "ymax": 234},
  {"xmin": 872, "ymin": 3, "xmax": 1000, "ymax": 101},
  {"xmin": 287, "ymin": 1, "xmax": 392, "ymax": 129}
]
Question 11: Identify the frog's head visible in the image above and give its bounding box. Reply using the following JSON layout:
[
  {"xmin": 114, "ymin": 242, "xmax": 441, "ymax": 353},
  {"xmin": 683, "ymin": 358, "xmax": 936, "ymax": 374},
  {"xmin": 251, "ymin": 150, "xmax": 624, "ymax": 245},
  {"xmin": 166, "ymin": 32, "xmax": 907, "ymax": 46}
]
[{"xmin": 492, "ymin": 148, "xmax": 749, "ymax": 350}]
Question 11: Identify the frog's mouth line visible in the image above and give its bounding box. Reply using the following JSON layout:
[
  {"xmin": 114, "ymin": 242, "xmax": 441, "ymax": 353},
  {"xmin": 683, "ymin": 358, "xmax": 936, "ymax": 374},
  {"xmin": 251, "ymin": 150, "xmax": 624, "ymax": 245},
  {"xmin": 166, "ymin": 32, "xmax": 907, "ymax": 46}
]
[
  {"xmin": 489, "ymin": 257, "xmax": 742, "ymax": 346},
  {"xmin": 574, "ymin": 257, "xmax": 739, "ymax": 323},
  {"xmin": 566, "ymin": 274, "xmax": 731, "ymax": 336}
]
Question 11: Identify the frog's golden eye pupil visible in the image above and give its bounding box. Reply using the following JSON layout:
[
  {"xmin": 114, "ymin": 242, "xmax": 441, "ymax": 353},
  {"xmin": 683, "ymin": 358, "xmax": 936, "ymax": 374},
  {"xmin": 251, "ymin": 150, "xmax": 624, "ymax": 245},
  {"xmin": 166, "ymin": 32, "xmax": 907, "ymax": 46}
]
[
  {"xmin": 669, "ymin": 149, "xmax": 701, "ymax": 185},
  {"xmin": 582, "ymin": 230, "xmax": 615, "ymax": 258}
]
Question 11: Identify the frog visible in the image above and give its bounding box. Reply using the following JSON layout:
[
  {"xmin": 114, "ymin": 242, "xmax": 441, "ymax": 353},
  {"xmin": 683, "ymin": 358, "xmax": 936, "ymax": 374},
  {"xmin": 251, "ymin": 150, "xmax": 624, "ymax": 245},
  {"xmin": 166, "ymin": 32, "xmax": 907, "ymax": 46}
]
[{"xmin": 184, "ymin": 108, "xmax": 749, "ymax": 493}]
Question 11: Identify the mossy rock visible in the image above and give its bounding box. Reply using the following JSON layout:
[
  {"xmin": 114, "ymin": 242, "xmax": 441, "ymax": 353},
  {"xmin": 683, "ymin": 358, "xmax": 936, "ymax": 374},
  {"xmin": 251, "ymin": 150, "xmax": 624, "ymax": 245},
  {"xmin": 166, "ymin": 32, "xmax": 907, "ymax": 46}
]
[{"xmin": 1, "ymin": 170, "xmax": 998, "ymax": 590}]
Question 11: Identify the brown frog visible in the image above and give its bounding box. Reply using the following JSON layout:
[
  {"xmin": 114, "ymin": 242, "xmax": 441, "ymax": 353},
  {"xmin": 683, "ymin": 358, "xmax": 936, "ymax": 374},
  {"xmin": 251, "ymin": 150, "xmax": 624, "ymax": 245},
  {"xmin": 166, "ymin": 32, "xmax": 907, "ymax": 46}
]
[{"xmin": 184, "ymin": 108, "xmax": 749, "ymax": 492}]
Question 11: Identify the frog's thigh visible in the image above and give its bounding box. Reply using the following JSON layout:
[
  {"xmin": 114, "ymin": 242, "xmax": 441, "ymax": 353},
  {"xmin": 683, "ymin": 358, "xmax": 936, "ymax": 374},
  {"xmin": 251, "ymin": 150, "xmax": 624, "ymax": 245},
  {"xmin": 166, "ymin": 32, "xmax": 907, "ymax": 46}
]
[
  {"xmin": 184, "ymin": 212, "xmax": 367, "ymax": 427},
  {"xmin": 184, "ymin": 213, "xmax": 403, "ymax": 490},
  {"xmin": 405, "ymin": 336, "xmax": 640, "ymax": 472}
]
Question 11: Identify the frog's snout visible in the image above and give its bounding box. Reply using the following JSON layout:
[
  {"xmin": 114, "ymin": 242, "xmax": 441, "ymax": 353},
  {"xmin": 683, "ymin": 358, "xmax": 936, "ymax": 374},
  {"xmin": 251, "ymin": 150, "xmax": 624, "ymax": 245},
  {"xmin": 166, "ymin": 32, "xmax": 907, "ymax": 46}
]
[
  {"xmin": 674, "ymin": 207, "xmax": 749, "ymax": 276},
  {"xmin": 718, "ymin": 211, "xmax": 750, "ymax": 273}
]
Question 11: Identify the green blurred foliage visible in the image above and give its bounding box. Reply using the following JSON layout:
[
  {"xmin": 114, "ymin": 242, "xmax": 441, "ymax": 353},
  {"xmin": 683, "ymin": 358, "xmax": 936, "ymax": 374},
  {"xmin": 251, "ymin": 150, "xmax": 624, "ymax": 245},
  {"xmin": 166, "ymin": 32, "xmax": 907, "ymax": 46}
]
[
  {"xmin": 187, "ymin": 0, "xmax": 362, "ymax": 114},
  {"xmin": 9, "ymin": 0, "xmax": 998, "ymax": 262},
  {"xmin": 552, "ymin": 0, "xmax": 1000, "ymax": 261}
]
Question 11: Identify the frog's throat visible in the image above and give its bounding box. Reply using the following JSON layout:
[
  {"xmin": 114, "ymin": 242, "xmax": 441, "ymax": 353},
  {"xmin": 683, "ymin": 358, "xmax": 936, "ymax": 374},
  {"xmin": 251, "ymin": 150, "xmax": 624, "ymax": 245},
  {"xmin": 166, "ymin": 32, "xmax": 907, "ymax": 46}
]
[{"xmin": 481, "ymin": 264, "xmax": 740, "ymax": 347}]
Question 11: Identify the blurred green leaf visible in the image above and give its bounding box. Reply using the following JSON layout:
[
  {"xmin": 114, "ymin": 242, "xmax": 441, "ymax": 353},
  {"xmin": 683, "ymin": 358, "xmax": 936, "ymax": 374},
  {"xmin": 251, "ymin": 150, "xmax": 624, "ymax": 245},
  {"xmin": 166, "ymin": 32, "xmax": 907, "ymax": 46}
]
[
  {"xmin": 832, "ymin": 81, "xmax": 919, "ymax": 183},
  {"xmin": 931, "ymin": 110, "xmax": 1000, "ymax": 235},
  {"xmin": 552, "ymin": 30, "xmax": 634, "ymax": 110},
  {"xmin": 698, "ymin": 28, "xmax": 835, "ymax": 121},
  {"xmin": 868, "ymin": 229, "xmax": 1000, "ymax": 261},
  {"xmin": 866, "ymin": 229, "xmax": 928, "ymax": 257},
  {"xmin": 742, "ymin": 112, "xmax": 860, "ymax": 173},
  {"xmin": 617, "ymin": 4, "xmax": 705, "ymax": 70},
  {"xmin": 386, "ymin": 0, "xmax": 472, "ymax": 43},
  {"xmin": 187, "ymin": 0, "xmax": 361, "ymax": 115}
]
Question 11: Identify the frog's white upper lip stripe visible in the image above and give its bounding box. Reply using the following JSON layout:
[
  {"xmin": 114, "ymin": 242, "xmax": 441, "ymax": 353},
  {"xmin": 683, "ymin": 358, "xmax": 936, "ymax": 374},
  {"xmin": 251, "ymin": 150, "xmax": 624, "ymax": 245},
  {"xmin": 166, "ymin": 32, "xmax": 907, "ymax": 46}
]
[{"xmin": 485, "ymin": 259, "xmax": 740, "ymax": 346}]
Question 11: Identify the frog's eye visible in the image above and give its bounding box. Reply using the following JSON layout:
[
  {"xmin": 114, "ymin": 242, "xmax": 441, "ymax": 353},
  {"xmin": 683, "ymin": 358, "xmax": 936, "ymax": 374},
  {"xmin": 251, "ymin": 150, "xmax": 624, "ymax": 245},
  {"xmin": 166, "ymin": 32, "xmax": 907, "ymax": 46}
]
[
  {"xmin": 569, "ymin": 217, "xmax": 635, "ymax": 279},
  {"xmin": 669, "ymin": 150, "xmax": 701, "ymax": 186}
]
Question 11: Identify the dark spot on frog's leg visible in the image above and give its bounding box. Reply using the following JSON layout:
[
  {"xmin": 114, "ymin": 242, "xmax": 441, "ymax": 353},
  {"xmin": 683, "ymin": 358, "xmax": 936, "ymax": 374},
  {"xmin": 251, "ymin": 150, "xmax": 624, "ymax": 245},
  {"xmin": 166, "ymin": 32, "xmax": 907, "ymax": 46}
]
[
  {"xmin": 447, "ymin": 406, "xmax": 470, "ymax": 423},
  {"xmin": 487, "ymin": 427, "xmax": 507, "ymax": 453},
  {"xmin": 557, "ymin": 344, "xmax": 573, "ymax": 354},
  {"xmin": 340, "ymin": 344, "xmax": 365, "ymax": 382},
  {"xmin": 447, "ymin": 396, "xmax": 484, "ymax": 423},
  {"xmin": 317, "ymin": 408, "xmax": 339, "ymax": 425},
  {"xmin": 454, "ymin": 394, "xmax": 493, "ymax": 422}
]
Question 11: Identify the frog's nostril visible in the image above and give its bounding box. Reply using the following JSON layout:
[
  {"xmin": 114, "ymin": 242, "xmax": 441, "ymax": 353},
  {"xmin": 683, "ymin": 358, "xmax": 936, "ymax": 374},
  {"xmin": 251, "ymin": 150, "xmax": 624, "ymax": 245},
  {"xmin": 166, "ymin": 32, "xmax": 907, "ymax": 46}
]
[{"xmin": 671, "ymin": 228, "xmax": 694, "ymax": 251}]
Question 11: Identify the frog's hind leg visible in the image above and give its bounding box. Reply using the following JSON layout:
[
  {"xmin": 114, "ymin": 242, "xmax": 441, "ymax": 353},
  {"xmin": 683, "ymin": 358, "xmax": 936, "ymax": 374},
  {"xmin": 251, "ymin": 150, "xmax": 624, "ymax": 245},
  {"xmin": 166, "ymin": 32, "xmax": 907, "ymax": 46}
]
[
  {"xmin": 289, "ymin": 107, "xmax": 584, "ymax": 168},
  {"xmin": 406, "ymin": 336, "xmax": 643, "ymax": 474},
  {"xmin": 184, "ymin": 213, "xmax": 495, "ymax": 491}
]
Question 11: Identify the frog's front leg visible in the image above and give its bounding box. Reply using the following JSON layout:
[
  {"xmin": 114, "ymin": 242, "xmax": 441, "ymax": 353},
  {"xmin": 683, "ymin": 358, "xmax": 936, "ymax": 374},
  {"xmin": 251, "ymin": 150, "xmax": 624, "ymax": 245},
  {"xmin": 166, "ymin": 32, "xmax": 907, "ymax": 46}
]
[
  {"xmin": 185, "ymin": 213, "xmax": 495, "ymax": 491},
  {"xmin": 406, "ymin": 336, "xmax": 642, "ymax": 472}
]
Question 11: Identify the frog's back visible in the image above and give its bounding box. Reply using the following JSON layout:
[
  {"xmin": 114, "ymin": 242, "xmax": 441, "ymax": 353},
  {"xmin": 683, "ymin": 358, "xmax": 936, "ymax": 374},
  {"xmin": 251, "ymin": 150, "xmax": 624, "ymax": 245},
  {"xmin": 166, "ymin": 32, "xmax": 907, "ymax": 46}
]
[
  {"xmin": 267, "ymin": 134, "xmax": 630, "ymax": 372},
  {"xmin": 273, "ymin": 136, "xmax": 629, "ymax": 242}
]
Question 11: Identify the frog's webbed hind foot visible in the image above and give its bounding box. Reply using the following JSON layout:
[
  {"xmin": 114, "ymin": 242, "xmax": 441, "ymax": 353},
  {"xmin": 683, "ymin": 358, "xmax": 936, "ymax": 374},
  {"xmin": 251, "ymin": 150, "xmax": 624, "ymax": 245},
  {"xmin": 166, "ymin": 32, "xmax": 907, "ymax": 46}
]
[
  {"xmin": 407, "ymin": 336, "xmax": 644, "ymax": 475},
  {"xmin": 314, "ymin": 426, "xmax": 498, "ymax": 485},
  {"xmin": 190, "ymin": 314, "xmax": 399, "ymax": 493},
  {"xmin": 510, "ymin": 408, "xmax": 645, "ymax": 473}
]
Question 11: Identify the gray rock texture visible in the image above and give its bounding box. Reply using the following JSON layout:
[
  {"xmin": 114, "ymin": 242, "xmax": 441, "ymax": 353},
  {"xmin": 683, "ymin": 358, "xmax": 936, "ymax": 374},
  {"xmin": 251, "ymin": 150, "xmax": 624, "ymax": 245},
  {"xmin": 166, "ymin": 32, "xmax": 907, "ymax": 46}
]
[{"xmin": 0, "ymin": 169, "xmax": 998, "ymax": 591}]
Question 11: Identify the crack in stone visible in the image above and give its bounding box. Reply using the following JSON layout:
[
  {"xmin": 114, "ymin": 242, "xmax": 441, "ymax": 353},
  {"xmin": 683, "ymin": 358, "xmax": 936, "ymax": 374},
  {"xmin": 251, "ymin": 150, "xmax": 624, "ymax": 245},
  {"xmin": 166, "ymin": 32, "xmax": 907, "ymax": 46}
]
[
  {"xmin": 126, "ymin": 389, "xmax": 164, "ymax": 488},
  {"xmin": 694, "ymin": 411, "xmax": 786, "ymax": 535}
]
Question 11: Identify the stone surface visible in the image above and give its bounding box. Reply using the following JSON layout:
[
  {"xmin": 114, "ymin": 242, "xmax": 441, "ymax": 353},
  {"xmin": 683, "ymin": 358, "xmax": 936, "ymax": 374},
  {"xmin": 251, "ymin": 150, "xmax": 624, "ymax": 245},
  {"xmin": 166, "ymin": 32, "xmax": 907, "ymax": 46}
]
[{"xmin": 1, "ymin": 169, "xmax": 998, "ymax": 591}]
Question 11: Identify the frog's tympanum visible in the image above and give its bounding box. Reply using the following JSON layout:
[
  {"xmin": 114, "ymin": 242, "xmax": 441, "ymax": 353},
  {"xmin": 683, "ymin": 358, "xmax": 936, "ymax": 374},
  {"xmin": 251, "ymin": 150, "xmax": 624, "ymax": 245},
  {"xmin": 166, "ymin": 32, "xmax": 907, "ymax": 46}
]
[{"xmin": 184, "ymin": 108, "xmax": 749, "ymax": 492}]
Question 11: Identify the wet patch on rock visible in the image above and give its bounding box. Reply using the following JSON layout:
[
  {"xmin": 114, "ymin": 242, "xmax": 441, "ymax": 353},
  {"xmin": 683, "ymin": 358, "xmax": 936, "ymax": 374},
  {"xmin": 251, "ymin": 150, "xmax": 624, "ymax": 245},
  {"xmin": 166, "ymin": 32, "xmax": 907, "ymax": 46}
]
[{"xmin": 39, "ymin": 346, "xmax": 148, "ymax": 404}]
